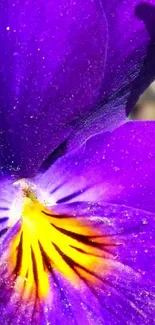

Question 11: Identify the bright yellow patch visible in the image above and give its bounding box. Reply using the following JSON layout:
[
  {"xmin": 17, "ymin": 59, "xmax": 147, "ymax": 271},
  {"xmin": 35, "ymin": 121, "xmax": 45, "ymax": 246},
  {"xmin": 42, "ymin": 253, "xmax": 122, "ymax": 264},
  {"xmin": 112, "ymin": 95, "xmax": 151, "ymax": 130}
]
[{"xmin": 8, "ymin": 186, "xmax": 113, "ymax": 302}]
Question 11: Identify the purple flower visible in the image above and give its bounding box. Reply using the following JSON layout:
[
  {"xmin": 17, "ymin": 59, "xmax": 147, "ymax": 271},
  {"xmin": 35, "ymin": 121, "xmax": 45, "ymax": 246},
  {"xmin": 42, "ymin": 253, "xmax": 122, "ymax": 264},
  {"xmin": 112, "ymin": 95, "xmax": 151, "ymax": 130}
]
[{"xmin": 0, "ymin": 1, "xmax": 155, "ymax": 324}]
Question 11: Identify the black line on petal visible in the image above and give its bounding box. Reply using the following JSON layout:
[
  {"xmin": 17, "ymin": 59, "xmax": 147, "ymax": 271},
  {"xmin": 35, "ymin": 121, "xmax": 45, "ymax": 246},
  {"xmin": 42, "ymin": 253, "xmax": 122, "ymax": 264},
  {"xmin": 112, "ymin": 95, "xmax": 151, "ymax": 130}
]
[
  {"xmin": 53, "ymin": 243, "xmax": 103, "ymax": 283},
  {"xmin": 51, "ymin": 223, "xmax": 104, "ymax": 248},
  {"xmin": 39, "ymin": 241, "xmax": 114, "ymax": 280},
  {"xmin": 0, "ymin": 207, "xmax": 9, "ymax": 211},
  {"xmin": 70, "ymin": 245, "xmax": 93, "ymax": 255},
  {"xmin": 50, "ymin": 182, "xmax": 65, "ymax": 194},
  {"xmin": 101, "ymin": 247, "xmax": 116, "ymax": 256},
  {"xmin": 42, "ymin": 210, "xmax": 73, "ymax": 219},
  {"xmin": 38, "ymin": 241, "xmax": 79, "ymax": 324},
  {"xmin": 56, "ymin": 188, "xmax": 87, "ymax": 204},
  {"xmin": 13, "ymin": 232, "xmax": 23, "ymax": 277},
  {"xmin": 70, "ymin": 244, "xmax": 115, "ymax": 257},
  {"xmin": 52, "ymin": 243, "xmax": 74, "ymax": 269},
  {"xmin": 0, "ymin": 227, "xmax": 8, "ymax": 237},
  {"xmin": 70, "ymin": 245, "xmax": 104, "ymax": 258},
  {"xmin": 39, "ymin": 239, "xmax": 119, "ymax": 321},
  {"xmin": 39, "ymin": 243, "xmax": 79, "ymax": 325},
  {"xmin": 0, "ymin": 217, "xmax": 9, "ymax": 223},
  {"xmin": 38, "ymin": 241, "xmax": 53, "ymax": 273},
  {"xmin": 40, "ymin": 139, "xmax": 68, "ymax": 172}
]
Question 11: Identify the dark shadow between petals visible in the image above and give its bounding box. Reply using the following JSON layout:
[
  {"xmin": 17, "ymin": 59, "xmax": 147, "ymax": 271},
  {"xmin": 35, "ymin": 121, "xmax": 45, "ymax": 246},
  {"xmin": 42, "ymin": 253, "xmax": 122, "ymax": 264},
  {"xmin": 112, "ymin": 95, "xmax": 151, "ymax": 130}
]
[{"xmin": 126, "ymin": 2, "xmax": 155, "ymax": 115}]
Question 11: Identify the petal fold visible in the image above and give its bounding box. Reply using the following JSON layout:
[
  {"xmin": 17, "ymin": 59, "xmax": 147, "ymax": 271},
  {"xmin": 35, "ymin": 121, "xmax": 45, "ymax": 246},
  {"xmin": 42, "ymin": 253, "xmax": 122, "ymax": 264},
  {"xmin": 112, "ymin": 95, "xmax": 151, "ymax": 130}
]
[
  {"xmin": 1, "ymin": 1, "xmax": 155, "ymax": 176},
  {"xmin": 0, "ymin": 0, "xmax": 106, "ymax": 177},
  {"xmin": 66, "ymin": 1, "xmax": 155, "ymax": 151}
]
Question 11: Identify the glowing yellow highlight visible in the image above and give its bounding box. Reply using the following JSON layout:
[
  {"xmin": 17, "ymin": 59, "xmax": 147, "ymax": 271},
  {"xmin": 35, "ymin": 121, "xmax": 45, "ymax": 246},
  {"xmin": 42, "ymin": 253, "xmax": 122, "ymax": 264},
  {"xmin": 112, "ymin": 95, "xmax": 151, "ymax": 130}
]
[{"xmin": 8, "ymin": 185, "xmax": 112, "ymax": 302}]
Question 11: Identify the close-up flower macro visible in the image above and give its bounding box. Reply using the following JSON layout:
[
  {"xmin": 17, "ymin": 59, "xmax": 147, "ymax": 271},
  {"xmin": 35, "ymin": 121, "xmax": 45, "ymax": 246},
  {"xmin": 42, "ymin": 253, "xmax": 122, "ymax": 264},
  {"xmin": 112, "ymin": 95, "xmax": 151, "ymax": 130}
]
[{"xmin": 0, "ymin": 1, "xmax": 155, "ymax": 324}]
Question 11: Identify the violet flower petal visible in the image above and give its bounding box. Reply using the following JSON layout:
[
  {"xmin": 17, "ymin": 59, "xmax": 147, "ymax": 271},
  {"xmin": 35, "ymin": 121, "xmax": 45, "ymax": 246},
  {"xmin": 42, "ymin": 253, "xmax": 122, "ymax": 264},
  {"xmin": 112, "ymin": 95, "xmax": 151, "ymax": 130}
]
[
  {"xmin": 0, "ymin": 201, "xmax": 154, "ymax": 324},
  {"xmin": 1, "ymin": 1, "xmax": 155, "ymax": 177},
  {"xmin": 37, "ymin": 121, "xmax": 155, "ymax": 213},
  {"xmin": 0, "ymin": 122, "xmax": 155, "ymax": 323},
  {"xmin": 46, "ymin": 203, "xmax": 155, "ymax": 325},
  {"xmin": 0, "ymin": 0, "xmax": 106, "ymax": 177},
  {"xmin": 65, "ymin": 1, "xmax": 155, "ymax": 151}
]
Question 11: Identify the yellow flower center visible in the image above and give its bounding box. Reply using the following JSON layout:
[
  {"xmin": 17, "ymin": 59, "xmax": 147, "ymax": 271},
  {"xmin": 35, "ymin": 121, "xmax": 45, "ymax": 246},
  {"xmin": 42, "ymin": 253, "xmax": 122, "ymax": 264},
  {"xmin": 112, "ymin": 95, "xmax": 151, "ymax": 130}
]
[{"xmin": 7, "ymin": 181, "xmax": 113, "ymax": 302}]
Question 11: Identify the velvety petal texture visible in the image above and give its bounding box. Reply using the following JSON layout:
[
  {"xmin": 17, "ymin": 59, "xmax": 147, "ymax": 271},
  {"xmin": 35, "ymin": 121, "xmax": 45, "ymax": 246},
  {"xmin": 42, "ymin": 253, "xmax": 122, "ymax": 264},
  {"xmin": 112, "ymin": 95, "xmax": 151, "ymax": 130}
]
[
  {"xmin": 101, "ymin": 0, "xmax": 155, "ymax": 101},
  {"xmin": 1, "ymin": 1, "xmax": 155, "ymax": 177},
  {"xmin": 0, "ymin": 0, "xmax": 106, "ymax": 177},
  {"xmin": 0, "ymin": 121, "xmax": 154, "ymax": 324},
  {"xmin": 65, "ymin": 0, "xmax": 155, "ymax": 151},
  {"xmin": 0, "ymin": 194, "xmax": 154, "ymax": 324},
  {"xmin": 37, "ymin": 121, "xmax": 155, "ymax": 213}
]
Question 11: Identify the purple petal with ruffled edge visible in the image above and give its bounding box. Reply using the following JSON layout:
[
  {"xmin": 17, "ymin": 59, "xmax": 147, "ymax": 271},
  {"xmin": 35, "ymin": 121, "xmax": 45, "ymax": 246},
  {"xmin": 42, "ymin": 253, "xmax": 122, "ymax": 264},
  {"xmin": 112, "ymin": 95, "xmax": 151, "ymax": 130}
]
[{"xmin": 0, "ymin": 0, "xmax": 106, "ymax": 177}]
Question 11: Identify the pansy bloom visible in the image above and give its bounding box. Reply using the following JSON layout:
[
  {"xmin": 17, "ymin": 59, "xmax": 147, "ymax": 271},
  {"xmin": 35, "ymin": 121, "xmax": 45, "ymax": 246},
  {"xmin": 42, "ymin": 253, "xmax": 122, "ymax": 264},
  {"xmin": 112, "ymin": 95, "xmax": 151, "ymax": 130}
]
[{"xmin": 0, "ymin": 1, "xmax": 155, "ymax": 324}]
